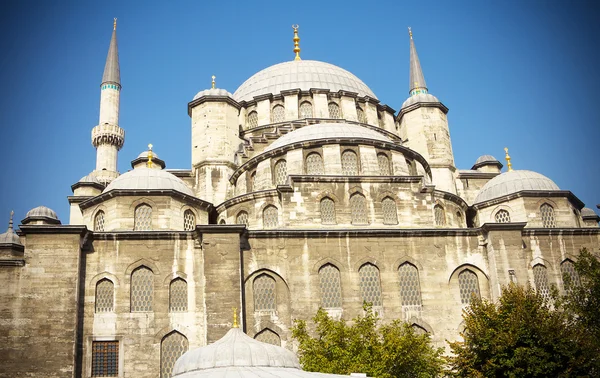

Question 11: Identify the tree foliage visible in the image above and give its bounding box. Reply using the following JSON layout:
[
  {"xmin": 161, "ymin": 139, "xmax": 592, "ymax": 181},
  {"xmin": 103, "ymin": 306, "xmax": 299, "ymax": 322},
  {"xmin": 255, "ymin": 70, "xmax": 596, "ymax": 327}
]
[{"xmin": 291, "ymin": 305, "xmax": 444, "ymax": 378}]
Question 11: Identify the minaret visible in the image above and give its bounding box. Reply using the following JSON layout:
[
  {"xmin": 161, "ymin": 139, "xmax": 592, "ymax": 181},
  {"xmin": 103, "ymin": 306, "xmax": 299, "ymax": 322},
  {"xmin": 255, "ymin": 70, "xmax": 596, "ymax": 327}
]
[
  {"xmin": 408, "ymin": 27, "xmax": 428, "ymax": 96},
  {"xmin": 91, "ymin": 18, "xmax": 125, "ymax": 184}
]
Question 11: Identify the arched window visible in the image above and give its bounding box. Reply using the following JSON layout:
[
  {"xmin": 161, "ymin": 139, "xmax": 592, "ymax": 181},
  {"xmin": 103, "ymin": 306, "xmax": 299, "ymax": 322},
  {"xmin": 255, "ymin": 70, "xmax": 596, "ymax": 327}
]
[
  {"xmin": 560, "ymin": 260, "xmax": 580, "ymax": 292},
  {"xmin": 299, "ymin": 101, "xmax": 313, "ymax": 118},
  {"xmin": 169, "ymin": 278, "xmax": 187, "ymax": 312},
  {"xmin": 533, "ymin": 264, "xmax": 550, "ymax": 299},
  {"xmin": 160, "ymin": 332, "xmax": 188, "ymax": 378},
  {"xmin": 320, "ymin": 197, "xmax": 336, "ymax": 224},
  {"xmin": 94, "ymin": 211, "xmax": 105, "ymax": 232},
  {"xmin": 377, "ymin": 153, "xmax": 391, "ymax": 175},
  {"xmin": 134, "ymin": 204, "xmax": 152, "ymax": 231},
  {"xmin": 495, "ymin": 209, "xmax": 511, "ymax": 223},
  {"xmin": 540, "ymin": 203, "xmax": 556, "ymax": 228},
  {"xmin": 183, "ymin": 210, "xmax": 195, "ymax": 231},
  {"xmin": 274, "ymin": 159, "xmax": 287, "ymax": 185},
  {"xmin": 254, "ymin": 329, "xmax": 281, "ymax": 346},
  {"xmin": 405, "ymin": 159, "xmax": 414, "ymax": 175},
  {"xmin": 263, "ymin": 206, "xmax": 278, "ymax": 229},
  {"xmin": 398, "ymin": 263, "xmax": 422, "ymax": 307},
  {"xmin": 357, "ymin": 107, "xmax": 367, "ymax": 123},
  {"xmin": 319, "ymin": 264, "xmax": 342, "ymax": 309},
  {"xmin": 271, "ymin": 105, "xmax": 285, "ymax": 123},
  {"xmin": 131, "ymin": 266, "xmax": 153, "ymax": 312},
  {"xmin": 377, "ymin": 112, "xmax": 385, "ymax": 128},
  {"xmin": 247, "ymin": 111, "xmax": 258, "ymax": 128},
  {"xmin": 95, "ymin": 278, "xmax": 114, "ymax": 313},
  {"xmin": 253, "ymin": 274, "xmax": 276, "ymax": 311},
  {"xmin": 249, "ymin": 171, "xmax": 256, "ymax": 192},
  {"xmin": 434, "ymin": 205, "xmax": 446, "ymax": 226},
  {"xmin": 219, "ymin": 219, "xmax": 226, "ymax": 225},
  {"xmin": 411, "ymin": 324, "xmax": 428, "ymax": 335},
  {"xmin": 328, "ymin": 102, "xmax": 341, "ymax": 118},
  {"xmin": 382, "ymin": 197, "xmax": 398, "ymax": 225},
  {"xmin": 456, "ymin": 211, "xmax": 464, "ymax": 228},
  {"xmin": 236, "ymin": 211, "xmax": 249, "ymax": 227},
  {"xmin": 341, "ymin": 150, "xmax": 359, "ymax": 175},
  {"xmin": 458, "ymin": 269, "xmax": 480, "ymax": 305},
  {"xmin": 359, "ymin": 263, "xmax": 382, "ymax": 306},
  {"xmin": 305, "ymin": 152, "xmax": 324, "ymax": 175},
  {"xmin": 350, "ymin": 193, "xmax": 368, "ymax": 225}
]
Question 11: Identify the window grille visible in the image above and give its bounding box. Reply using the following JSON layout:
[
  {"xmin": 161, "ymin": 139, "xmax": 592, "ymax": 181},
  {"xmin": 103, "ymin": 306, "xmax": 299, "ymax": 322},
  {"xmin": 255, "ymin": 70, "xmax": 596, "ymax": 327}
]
[
  {"xmin": 377, "ymin": 153, "xmax": 391, "ymax": 175},
  {"xmin": 359, "ymin": 263, "xmax": 382, "ymax": 306},
  {"xmin": 95, "ymin": 279, "xmax": 114, "ymax": 313},
  {"xmin": 320, "ymin": 198, "xmax": 336, "ymax": 224},
  {"xmin": 305, "ymin": 153, "xmax": 324, "ymax": 175},
  {"xmin": 134, "ymin": 204, "xmax": 152, "ymax": 231},
  {"xmin": 341, "ymin": 150, "xmax": 359, "ymax": 175},
  {"xmin": 183, "ymin": 210, "xmax": 195, "ymax": 231},
  {"xmin": 92, "ymin": 341, "xmax": 118, "ymax": 377},
  {"xmin": 495, "ymin": 209, "xmax": 511, "ymax": 223},
  {"xmin": 160, "ymin": 332, "xmax": 188, "ymax": 378},
  {"xmin": 540, "ymin": 203, "xmax": 556, "ymax": 228},
  {"xmin": 236, "ymin": 211, "xmax": 249, "ymax": 227},
  {"xmin": 169, "ymin": 278, "xmax": 187, "ymax": 312},
  {"xmin": 274, "ymin": 159, "xmax": 287, "ymax": 185},
  {"xmin": 560, "ymin": 260, "xmax": 580, "ymax": 292},
  {"xmin": 94, "ymin": 211, "xmax": 105, "ymax": 232},
  {"xmin": 271, "ymin": 105, "xmax": 285, "ymax": 123},
  {"xmin": 434, "ymin": 205, "xmax": 446, "ymax": 226},
  {"xmin": 319, "ymin": 264, "xmax": 342, "ymax": 308},
  {"xmin": 328, "ymin": 102, "xmax": 340, "ymax": 118},
  {"xmin": 253, "ymin": 274, "xmax": 276, "ymax": 311},
  {"xmin": 412, "ymin": 324, "xmax": 428, "ymax": 335},
  {"xmin": 254, "ymin": 329, "xmax": 281, "ymax": 346},
  {"xmin": 357, "ymin": 107, "xmax": 367, "ymax": 123},
  {"xmin": 131, "ymin": 266, "xmax": 153, "ymax": 312},
  {"xmin": 398, "ymin": 263, "xmax": 422, "ymax": 306},
  {"xmin": 350, "ymin": 194, "xmax": 368, "ymax": 225},
  {"xmin": 299, "ymin": 101, "xmax": 313, "ymax": 118},
  {"xmin": 247, "ymin": 111, "xmax": 258, "ymax": 128},
  {"xmin": 533, "ymin": 264, "xmax": 551, "ymax": 299},
  {"xmin": 263, "ymin": 206, "xmax": 278, "ymax": 229},
  {"xmin": 382, "ymin": 197, "xmax": 398, "ymax": 225},
  {"xmin": 458, "ymin": 269, "xmax": 480, "ymax": 305}
]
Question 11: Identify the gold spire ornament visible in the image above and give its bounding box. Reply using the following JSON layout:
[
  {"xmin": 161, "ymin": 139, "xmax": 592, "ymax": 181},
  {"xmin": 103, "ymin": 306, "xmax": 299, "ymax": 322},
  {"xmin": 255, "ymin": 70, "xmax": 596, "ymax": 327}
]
[
  {"xmin": 504, "ymin": 147, "xmax": 513, "ymax": 172},
  {"xmin": 292, "ymin": 25, "xmax": 301, "ymax": 61},
  {"xmin": 147, "ymin": 144, "xmax": 153, "ymax": 168},
  {"xmin": 113, "ymin": 18, "xmax": 117, "ymax": 31},
  {"xmin": 408, "ymin": 26, "xmax": 413, "ymax": 39},
  {"xmin": 211, "ymin": 75, "xmax": 216, "ymax": 89},
  {"xmin": 233, "ymin": 307, "xmax": 239, "ymax": 328}
]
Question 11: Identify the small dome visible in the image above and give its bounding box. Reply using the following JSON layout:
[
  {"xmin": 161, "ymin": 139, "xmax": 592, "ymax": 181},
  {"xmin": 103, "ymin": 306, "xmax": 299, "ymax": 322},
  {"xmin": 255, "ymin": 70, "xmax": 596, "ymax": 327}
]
[
  {"xmin": 265, "ymin": 123, "xmax": 392, "ymax": 152},
  {"xmin": 193, "ymin": 88, "xmax": 234, "ymax": 101},
  {"xmin": 474, "ymin": 170, "xmax": 560, "ymax": 204},
  {"xmin": 581, "ymin": 207, "xmax": 598, "ymax": 218},
  {"xmin": 401, "ymin": 93, "xmax": 440, "ymax": 109},
  {"xmin": 0, "ymin": 229, "xmax": 21, "ymax": 245},
  {"xmin": 233, "ymin": 60, "xmax": 376, "ymax": 102},
  {"xmin": 103, "ymin": 167, "xmax": 194, "ymax": 196},
  {"xmin": 472, "ymin": 155, "xmax": 503, "ymax": 170},
  {"xmin": 26, "ymin": 206, "xmax": 59, "ymax": 220},
  {"xmin": 78, "ymin": 174, "xmax": 102, "ymax": 184},
  {"xmin": 137, "ymin": 150, "xmax": 160, "ymax": 159}
]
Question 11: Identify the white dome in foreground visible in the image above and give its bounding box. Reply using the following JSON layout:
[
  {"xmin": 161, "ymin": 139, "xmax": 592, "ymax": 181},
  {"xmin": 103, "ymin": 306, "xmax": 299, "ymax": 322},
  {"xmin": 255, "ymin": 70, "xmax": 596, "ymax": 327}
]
[{"xmin": 104, "ymin": 168, "xmax": 194, "ymax": 196}]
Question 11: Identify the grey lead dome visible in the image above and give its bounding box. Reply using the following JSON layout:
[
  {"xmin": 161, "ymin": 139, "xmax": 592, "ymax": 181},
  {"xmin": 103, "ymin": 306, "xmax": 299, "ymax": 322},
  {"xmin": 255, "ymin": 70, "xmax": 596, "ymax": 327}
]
[
  {"xmin": 474, "ymin": 170, "xmax": 560, "ymax": 204},
  {"xmin": 26, "ymin": 206, "xmax": 59, "ymax": 220},
  {"xmin": 103, "ymin": 168, "xmax": 194, "ymax": 196}
]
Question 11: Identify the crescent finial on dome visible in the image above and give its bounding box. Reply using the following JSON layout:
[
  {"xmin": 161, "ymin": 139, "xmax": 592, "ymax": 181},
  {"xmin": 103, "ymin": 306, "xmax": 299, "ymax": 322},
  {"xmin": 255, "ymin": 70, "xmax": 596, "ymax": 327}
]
[
  {"xmin": 504, "ymin": 147, "xmax": 513, "ymax": 172},
  {"xmin": 292, "ymin": 25, "xmax": 301, "ymax": 61}
]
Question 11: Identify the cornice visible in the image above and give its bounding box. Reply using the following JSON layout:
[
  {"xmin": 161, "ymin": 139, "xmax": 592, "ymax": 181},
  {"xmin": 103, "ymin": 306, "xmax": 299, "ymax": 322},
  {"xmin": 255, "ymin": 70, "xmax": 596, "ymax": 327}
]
[
  {"xmin": 473, "ymin": 190, "xmax": 584, "ymax": 210},
  {"xmin": 79, "ymin": 189, "xmax": 213, "ymax": 211}
]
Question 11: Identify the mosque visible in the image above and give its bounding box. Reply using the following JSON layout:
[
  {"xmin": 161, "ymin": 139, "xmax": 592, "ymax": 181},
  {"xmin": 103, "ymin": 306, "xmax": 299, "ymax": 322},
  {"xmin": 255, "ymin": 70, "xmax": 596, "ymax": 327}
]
[{"xmin": 0, "ymin": 20, "xmax": 599, "ymax": 378}]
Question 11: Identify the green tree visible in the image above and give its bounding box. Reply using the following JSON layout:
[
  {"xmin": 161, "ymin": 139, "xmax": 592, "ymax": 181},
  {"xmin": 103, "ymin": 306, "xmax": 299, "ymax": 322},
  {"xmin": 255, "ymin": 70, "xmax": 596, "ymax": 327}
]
[{"xmin": 291, "ymin": 305, "xmax": 444, "ymax": 378}]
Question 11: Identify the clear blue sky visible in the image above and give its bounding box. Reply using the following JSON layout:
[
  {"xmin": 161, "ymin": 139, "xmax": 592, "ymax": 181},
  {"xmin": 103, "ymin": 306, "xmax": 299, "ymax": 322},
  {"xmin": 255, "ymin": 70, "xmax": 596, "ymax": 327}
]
[{"xmin": 1, "ymin": 0, "xmax": 599, "ymax": 224}]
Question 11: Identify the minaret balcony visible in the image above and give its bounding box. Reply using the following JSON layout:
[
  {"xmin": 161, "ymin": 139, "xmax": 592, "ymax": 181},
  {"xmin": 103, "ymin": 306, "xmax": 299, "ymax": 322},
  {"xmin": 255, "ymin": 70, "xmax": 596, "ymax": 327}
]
[{"xmin": 92, "ymin": 123, "xmax": 125, "ymax": 149}]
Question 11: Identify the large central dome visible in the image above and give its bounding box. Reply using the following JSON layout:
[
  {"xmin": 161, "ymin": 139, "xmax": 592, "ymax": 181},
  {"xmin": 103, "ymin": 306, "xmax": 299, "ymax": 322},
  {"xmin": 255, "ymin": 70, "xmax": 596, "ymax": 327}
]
[{"xmin": 233, "ymin": 60, "xmax": 377, "ymax": 102}]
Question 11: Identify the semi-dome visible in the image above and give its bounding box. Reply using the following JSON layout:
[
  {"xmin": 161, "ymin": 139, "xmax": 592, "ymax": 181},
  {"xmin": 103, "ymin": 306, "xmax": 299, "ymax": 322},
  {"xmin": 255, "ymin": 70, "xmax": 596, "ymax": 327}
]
[
  {"xmin": 264, "ymin": 123, "xmax": 392, "ymax": 152},
  {"xmin": 474, "ymin": 170, "xmax": 560, "ymax": 204},
  {"xmin": 104, "ymin": 168, "xmax": 194, "ymax": 196},
  {"xmin": 193, "ymin": 88, "xmax": 233, "ymax": 101},
  {"xmin": 26, "ymin": 206, "xmax": 59, "ymax": 220},
  {"xmin": 233, "ymin": 60, "xmax": 376, "ymax": 102},
  {"xmin": 401, "ymin": 93, "xmax": 440, "ymax": 109}
]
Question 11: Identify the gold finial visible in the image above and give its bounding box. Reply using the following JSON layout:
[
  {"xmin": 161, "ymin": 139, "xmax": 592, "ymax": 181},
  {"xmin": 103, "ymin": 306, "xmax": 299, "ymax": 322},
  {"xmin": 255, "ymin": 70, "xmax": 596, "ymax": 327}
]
[
  {"xmin": 408, "ymin": 27, "xmax": 413, "ymax": 39},
  {"xmin": 233, "ymin": 307, "xmax": 239, "ymax": 328},
  {"xmin": 147, "ymin": 144, "xmax": 153, "ymax": 168},
  {"xmin": 211, "ymin": 75, "xmax": 216, "ymax": 89},
  {"xmin": 504, "ymin": 147, "xmax": 513, "ymax": 172},
  {"xmin": 113, "ymin": 18, "xmax": 117, "ymax": 31},
  {"xmin": 292, "ymin": 25, "xmax": 301, "ymax": 61},
  {"xmin": 8, "ymin": 210, "xmax": 14, "ymax": 231}
]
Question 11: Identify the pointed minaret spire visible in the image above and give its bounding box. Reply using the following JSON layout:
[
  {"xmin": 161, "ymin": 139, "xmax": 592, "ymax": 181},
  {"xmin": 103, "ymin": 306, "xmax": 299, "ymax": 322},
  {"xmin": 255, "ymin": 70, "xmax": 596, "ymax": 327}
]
[
  {"xmin": 408, "ymin": 27, "xmax": 428, "ymax": 96},
  {"xmin": 102, "ymin": 18, "xmax": 121, "ymax": 86},
  {"xmin": 7, "ymin": 210, "xmax": 14, "ymax": 232}
]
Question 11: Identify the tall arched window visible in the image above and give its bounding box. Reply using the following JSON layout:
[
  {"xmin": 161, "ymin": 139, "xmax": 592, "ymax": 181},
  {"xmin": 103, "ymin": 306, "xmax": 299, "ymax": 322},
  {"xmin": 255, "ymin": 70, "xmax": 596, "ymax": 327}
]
[
  {"xmin": 328, "ymin": 102, "xmax": 341, "ymax": 118},
  {"xmin": 305, "ymin": 152, "xmax": 324, "ymax": 175},
  {"xmin": 540, "ymin": 203, "xmax": 556, "ymax": 228},
  {"xmin": 357, "ymin": 107, "xmax": 367, "ymax": 123},
  {"xmin": 263, "ymin": 206, "xmax": 278, "ymax": 228},
  {"xmin": 495, "ymin": 209, "xmax": 511, "ymax": 223},
  {"xmin": 236, "ymin": 211, "xmax": 249, "ymax": 227},
  {"xmin": 183, "ymin": 210, "xmax": 195, "ymax": 231},
  {"xmin": 253, "ymin": 274, "xmax": 276, "ymax": 311},
  {"xmin": 160, "ymin": 332, "xmax": 188, "ymax": 378},
  {"xmin": 254, "ymin": 329, "xmax": 281, "ymax": 346},
  {"xmin": 350, "ymin": 193, "xmax": 368, "ymax": 225},
  {"xmin": 169, "ymin": 278, "xmax": 187, "ymax": 312},
  {"xmin": 382, "ymin": 197, "xmax": 398, "ymax": 225},
  {"xmin": 319, "ymin": 264, "xmax": 342, "ymax": 309},
  {"xmin": 299, "ymin": 101, "xmax": 313, "ymax": 118},
  {"xmin": 458, "ymin": 269, "xmax": 480, "ymax": 305},
  {"xmin": 320, "ymin": 197, "xmax": 336, "ymax": 224},
  {"xmin": 95, "ymin": 278, "xmax": 114, "ymax": 313},
  {"xmin": 134, "ymin": 204, "xmax": 152, "ymax": 231},
  {"xmin": 560, "ymin": 260, "xmax": 580, "ymax": 292},
  {"xmin": 94, "ymin": 211, "xmax": 105, "ymax": 232},
  {"xmin": 274, "ymin": 159, "xmax": 287, "ymax": 185},
  {"xmin": 341, "ymin": 150, "xmax": 359, "ymax": 175},
  {"xmin": 359, "ymin": 263, "xmax": 382, "ymax": 306},
  {"xmin": 533, "ymin": 264, "xmax": 550, "ymax": 299},
  {"xmin": 377, "ymin": 153, "xmax": 391, "ymax": 175},
  {"xmin": 398, "ymin": 263, "xmax": 421, "ymax": 307},
  {"xmin": 271, "ymin": 105, "xmax": 285, "ymax": 123},
  {"xmin": 434, "ymin": 205, "xmax": 446, "ymax": 226},
  {"xmin": 131, "ymin": 266, "xmax": 153, "ymax": 312},
  {"xmin": 247, "ymin": 111, "xmax": 258, "ymax": 128}
]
